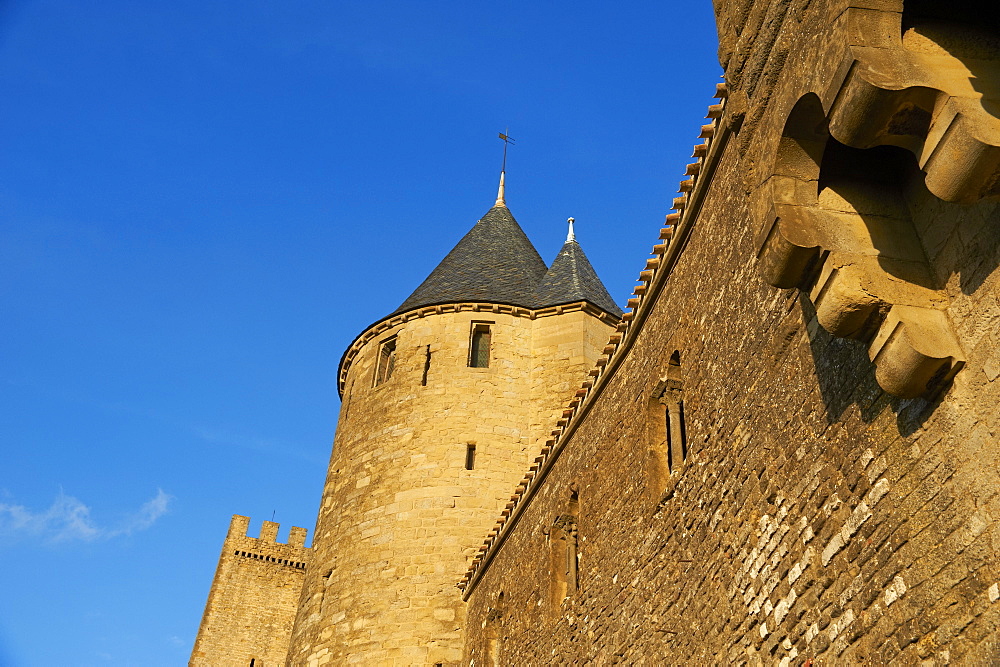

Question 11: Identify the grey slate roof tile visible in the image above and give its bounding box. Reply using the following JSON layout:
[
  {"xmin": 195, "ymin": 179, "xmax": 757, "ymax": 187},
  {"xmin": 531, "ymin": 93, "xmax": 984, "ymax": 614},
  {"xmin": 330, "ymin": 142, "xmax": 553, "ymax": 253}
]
[
  {"xmin": 393, "ymin": 205, "xmax": 547, "ymax": 315},
  {"xmin": 393, "ymin": 204, "xmax": 620, "ymax": 318},
  {"xmin": 532, "ymin": 239, "xmax": 623, "ymax": 316}
]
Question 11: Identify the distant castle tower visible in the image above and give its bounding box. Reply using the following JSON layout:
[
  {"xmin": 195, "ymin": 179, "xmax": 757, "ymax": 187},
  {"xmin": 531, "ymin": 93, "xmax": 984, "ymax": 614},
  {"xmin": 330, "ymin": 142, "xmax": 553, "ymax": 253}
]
[
  {"xmin": 283, "ymin": 177, "xmax": 622, "ymax": 664},
  {"xmin": 191, "ymin": 515, "xmax": 311, "ymax": 666}
]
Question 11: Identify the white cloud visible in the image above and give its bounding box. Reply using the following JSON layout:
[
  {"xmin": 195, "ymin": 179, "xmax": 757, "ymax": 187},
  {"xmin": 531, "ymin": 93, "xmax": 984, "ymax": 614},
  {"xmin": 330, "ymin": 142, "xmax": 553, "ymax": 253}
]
[
  {"xmin": 0, "ymin": 488, "xmax": 172, "ymax": 543},
  {"xmin": 113, "ymin": 489, "xmax": 172, "ymax": 536}
]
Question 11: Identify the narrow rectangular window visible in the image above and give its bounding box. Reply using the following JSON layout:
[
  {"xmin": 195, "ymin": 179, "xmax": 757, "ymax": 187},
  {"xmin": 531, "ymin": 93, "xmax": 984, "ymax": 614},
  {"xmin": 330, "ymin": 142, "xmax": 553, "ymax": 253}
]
[
  {"xmin": 469, "ymin": 323, "xmax": 492, "ymax": 368},
  {"xmin": 667, "ymin": 399, "xmax": 687, "ymax": 472},
  {"xmin": 549, "ymin": 514, "xmax": 578, "ymax": 610},
  {"xmin": 665, "ymin": 404, "xmax": 673, "ymax": 472},
  {"xmin": 465, "ymin": 444, "xmax": 477, "ymax": 470},
  {"xmin": 678, "ymin": 399, "xmax": 688, "ymax": 461},
  {"xmin": 374, "ymin": 336, "xmax": 397, "ymax": 386}
]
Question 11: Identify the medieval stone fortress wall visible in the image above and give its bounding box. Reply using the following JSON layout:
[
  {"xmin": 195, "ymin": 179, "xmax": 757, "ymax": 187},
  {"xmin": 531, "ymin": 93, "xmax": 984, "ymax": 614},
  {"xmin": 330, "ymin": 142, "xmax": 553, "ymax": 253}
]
[
  {"xmin": 191, "ymin": 515, "xmax": 311, "ymax": 666},
  {"xmin": 461, "ymin": 0, "xmax": 1000, "ymax": 664},
  {"xmin": 192, "ymin": 0, "xmax": 1000, "ymax": 664},
  {"xmin": 285, "ymin": 304, "xmax": 615, "ymax": 665},
  {"xmin": 281, "ymin": 195, "xmax": 620, "ymax": 665}
]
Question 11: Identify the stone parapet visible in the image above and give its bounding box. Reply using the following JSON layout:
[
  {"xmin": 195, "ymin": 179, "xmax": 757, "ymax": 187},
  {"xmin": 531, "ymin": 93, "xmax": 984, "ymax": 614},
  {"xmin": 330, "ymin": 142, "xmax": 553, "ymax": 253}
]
[{"xmin": 191, "ymin": 515, "xmax": 311, "ymax": 667}]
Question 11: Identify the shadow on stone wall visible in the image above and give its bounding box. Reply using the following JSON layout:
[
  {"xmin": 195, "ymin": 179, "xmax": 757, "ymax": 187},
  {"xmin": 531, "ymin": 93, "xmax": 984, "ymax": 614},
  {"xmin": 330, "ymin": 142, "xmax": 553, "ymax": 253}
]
[{"xmin": 800, "ymin": 294, "xmax": 947, "ymax": 437}]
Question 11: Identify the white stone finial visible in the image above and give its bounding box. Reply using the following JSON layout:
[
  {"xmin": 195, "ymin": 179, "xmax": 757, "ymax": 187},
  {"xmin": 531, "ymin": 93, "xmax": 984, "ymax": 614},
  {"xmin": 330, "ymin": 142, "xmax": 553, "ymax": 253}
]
[
  {"xmin": 495, "ymin": 171, "xmax": 507, "ymax": 207},
  {"xmin": 567, "ymin": 217, "xmax": 576, "ymax": 242}
]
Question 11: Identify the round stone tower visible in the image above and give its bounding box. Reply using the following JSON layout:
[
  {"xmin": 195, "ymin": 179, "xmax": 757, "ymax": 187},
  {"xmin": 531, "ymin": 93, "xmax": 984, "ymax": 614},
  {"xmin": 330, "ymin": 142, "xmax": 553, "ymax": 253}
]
[{"xmin": 286, "ymin": 179, "xmax": 621, "ymax": 665}]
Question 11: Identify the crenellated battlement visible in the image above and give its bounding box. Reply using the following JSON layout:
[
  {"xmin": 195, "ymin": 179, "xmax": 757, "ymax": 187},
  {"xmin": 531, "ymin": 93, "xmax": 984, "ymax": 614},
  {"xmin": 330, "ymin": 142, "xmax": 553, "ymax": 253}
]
[
  {"xmin": 217, "ymin": 515, "xmax": 312, "ymax": 574},
  {"xmin": 226, "ymin": 514, "xmax": 308, "ymax": 545},
  {"xmin": 190, "ymin": 515, "xmax": 312, "ymax": 666}
]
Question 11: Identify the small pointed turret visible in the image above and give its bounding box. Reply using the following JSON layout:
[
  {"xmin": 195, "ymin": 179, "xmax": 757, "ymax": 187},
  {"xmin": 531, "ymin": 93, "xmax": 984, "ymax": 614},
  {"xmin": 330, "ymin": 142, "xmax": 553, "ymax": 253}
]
[
  {"xmin": 495, "ymin": 171, "xmax": 507, "ymax": 208},
  {"xmin": 389, "ymin": 174, "xmax": 620, "ymax": 320},
  {"xmin": 532, "ymin": 217, "xmax": 622, "ymax": 317}
]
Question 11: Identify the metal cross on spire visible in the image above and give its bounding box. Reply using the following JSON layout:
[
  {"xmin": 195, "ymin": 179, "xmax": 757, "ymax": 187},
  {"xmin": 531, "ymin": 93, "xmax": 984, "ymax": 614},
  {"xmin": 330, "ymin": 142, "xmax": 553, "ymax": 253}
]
[
  {"xmin": 496, "ymin": 130, "xmax": 515, "ymax": 207},
  {"xmin": 498, "ymin": 130, "xmax": 515, "ymax": 172}
]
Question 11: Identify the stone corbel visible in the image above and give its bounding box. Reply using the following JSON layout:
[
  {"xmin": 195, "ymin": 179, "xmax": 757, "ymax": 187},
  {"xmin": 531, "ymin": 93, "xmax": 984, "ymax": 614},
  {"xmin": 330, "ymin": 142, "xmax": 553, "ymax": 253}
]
[
  {"xmin": 827, "ymin": 6, "xmax": 1000, "ymax": 203},
  {"xmin": 755, "ymin": 203, "xmax": 822, "ymax": 289},
  {"xmin": 809, "ymin": 260, "xmax": 883, "ymax": 339},
  {"xmin": 744, "ymin": 2, "xmax": 1000, "ymax": 398},
  {"xmin": 868, "ymin": 305, "xmax": 965, "ymax": 398}
]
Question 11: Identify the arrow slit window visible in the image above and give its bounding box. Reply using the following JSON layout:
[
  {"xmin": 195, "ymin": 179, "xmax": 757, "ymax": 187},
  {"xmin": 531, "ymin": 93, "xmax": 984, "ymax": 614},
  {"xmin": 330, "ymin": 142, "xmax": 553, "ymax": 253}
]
[
  {"xmin": 649, "ymin": 351, "xmax": 687, "ymax": 495},
  {"xmin": 663, "ymin": 352, "xmax": 687, "ymax": 472},
  {"xmin": 548, "ymin": 488, "xmax": 580, "ymax": 611}
]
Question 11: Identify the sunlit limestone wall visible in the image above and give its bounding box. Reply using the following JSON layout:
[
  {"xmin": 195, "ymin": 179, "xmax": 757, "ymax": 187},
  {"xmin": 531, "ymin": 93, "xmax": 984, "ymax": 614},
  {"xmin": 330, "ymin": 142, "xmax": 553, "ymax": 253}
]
[
  {"xmin": 463, "ymin": 161, "xmax": 1000, "ymax": 667},
  {"xmin": 286, "ymin": 306, "xmax": 615, "ymax": 666},
  {"xmin": 529, "ymin": 310, "xmax": 623, "ymax": 441},
  {"xmin": 190, "ymin": 515, "xmax": 310, "ymax": 667},
  {"xmin": 461, "ymin": 2, "xmax": 1000, "ymax": 664}
]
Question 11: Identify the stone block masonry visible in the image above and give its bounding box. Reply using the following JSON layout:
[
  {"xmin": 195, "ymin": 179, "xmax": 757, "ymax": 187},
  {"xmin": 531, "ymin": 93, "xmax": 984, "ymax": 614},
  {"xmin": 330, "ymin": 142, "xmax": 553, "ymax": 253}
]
[
  {"xmin": 286, "ymin": 304, "xmax": 615, "ymax": 666},
  {"xmin": 190, "ymin": 198, "xmax": 621, "ymax": 665},
  {"xmin": 189, "ymin": 1, "xmax": 1000, "ymax": 662},
  {"xmin": 462, "ymin": 1, "xmax": 1000, "ymax": 663},
  {"xmin": 190, "ymin": 515, "xmax": 311, "ymax": 667}
]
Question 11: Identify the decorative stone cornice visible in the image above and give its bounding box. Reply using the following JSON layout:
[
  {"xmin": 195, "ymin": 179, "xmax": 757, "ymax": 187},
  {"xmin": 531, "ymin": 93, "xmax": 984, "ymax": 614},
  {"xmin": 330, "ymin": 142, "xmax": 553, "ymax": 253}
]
[
  {"xmin": 337, "ymin": 301, "xmax": 619, "ymax": 396},
  {"xmin": 830, "ymin": 5, "xmax": 1000, "ymax": 204}
]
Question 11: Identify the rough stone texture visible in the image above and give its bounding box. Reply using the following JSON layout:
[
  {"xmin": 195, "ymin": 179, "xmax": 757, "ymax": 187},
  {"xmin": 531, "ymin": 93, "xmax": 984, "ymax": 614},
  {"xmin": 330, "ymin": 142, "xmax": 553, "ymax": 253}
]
[
  {"xmin": 461, "ymin": 2, "xmax": 1000, "ymax": 664},
  {"xmin": 285, "ymin": 303, "xmax": 615, "ymax": 666},
  {"xmin": 191, "ymin": 515, "xmax": 311, "ymax": 667},
  {"xmin": 191, "ymin": 1, "xmax": 1000, "ymax": 663}
]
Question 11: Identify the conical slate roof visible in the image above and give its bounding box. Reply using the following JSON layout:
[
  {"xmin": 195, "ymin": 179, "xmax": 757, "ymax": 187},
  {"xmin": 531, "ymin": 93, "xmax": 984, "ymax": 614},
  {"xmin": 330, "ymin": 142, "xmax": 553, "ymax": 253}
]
[
  {"xmin": 532, "ymin": 238, "xmax": 623, "ymax": 316},
  {"xmin": 392, "ymin": 205, "xmax": 549, "ymax": 314}
]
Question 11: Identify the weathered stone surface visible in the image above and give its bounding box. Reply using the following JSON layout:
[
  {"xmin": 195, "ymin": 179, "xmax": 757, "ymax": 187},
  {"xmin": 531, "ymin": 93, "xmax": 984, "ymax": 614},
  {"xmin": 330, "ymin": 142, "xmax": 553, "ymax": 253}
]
[
  {"xmin": 191, "ymin": 515, "xmax": 311, "ymax": 666},
  {"xmin": 461, "ymin": 2, "xmax": 1000, "ymax": 663},
  {"xmin": 286, "ymin": 303, "xmax": 615, "ymax": 665},
  {"xmin": 190, "ymin": 1, "xmax": 1000, "ymax": 664}
]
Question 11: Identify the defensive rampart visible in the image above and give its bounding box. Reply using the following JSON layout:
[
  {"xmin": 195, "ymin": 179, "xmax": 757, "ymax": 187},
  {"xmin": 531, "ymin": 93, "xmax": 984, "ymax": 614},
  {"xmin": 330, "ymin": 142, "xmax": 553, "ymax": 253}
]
[
  {"xmin": 462, "ymin": 1, "xmax": 1000, "ymax": 663},
  {"xmin": 191, "ymin": 516, "xmax": 310, "ymax": 667}
]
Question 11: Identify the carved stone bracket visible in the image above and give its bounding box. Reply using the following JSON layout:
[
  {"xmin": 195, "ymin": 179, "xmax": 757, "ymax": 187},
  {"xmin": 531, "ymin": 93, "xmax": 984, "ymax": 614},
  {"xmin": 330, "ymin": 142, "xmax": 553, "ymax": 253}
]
[
  {"xmin": 831, "ymin": 6, "xmax": 1000, "ymax": 203},
  {"xmin": 750, "ymin": 2, "xmax": 1000, "ymax": 398},
  {"xmin": 869, "ymin": 305, "xmax": 965, "ymax": 398}
]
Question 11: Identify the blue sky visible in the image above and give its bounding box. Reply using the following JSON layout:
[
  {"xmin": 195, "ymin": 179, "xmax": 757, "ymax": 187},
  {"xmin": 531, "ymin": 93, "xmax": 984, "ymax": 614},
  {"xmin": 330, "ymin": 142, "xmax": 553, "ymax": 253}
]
[{"xmin": 0, "ymin": 2, "xmax": 721, "ymax": 664}]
